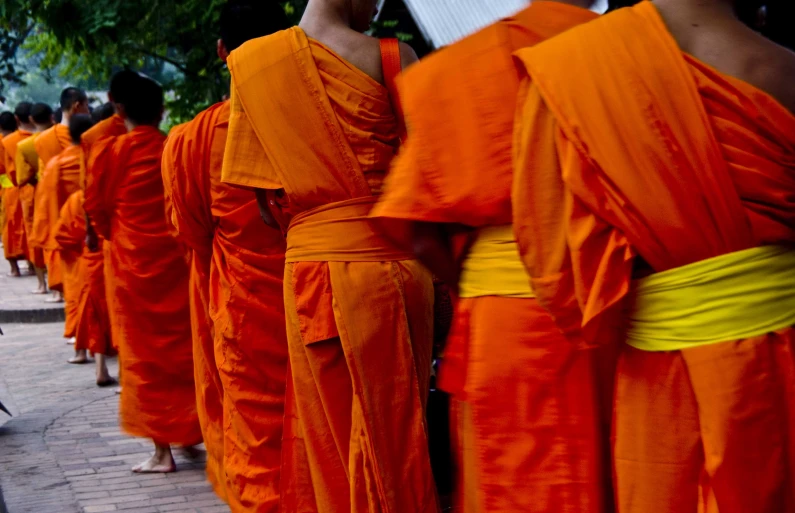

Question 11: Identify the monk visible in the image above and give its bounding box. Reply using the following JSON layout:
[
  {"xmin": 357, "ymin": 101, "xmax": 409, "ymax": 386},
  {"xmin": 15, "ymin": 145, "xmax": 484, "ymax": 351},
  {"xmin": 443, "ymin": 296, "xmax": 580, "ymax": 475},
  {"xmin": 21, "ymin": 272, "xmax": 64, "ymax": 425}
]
[
  {"xmin": 15, "ymin": 103, "xmax": 55, "ymax": 293},
  {"xmin": 81, "ymin": 71, "xmax": 137, "ymax": 159},
  {"xmin": 221, "ymin": 1, "xmax": 439, "ymax": 511},
  {"xmin": 161, "ymin": 1, "xmax": 291, "ymax": 508},
  {"xmin": 33, "ymin": 88, "xmax": 89, "ymax": 301},
  {"xmin": 91, "ymin": 102, "xmax": 114, "ymax": 125},
  {"xmin": 2, "ymin": 103, "xmax": 34, "ymax": 279},
  {"xmin": 370, "ymin": 1, "xmax": 611, "ymax": 511},
  {"xmin": 512, "ymin": 1, "xmax": 795, "ymax": 512},
  {"xmin": 54, "ymin": 187, "xmax": 115, "ymax": 386},
  {"xmin": 0, "ymin": 111, "xmax": 19, "ymax": 274},
  {"xmin": 84, "ymin": 75, "xmax": 199, "ymax": 473},
  {"xmin": 37, "ymin": 113, "xmax": 95, "ymax": 357},
  {"xmin": 53, "ymin": 113, "xmax": 115, "ymax": 376}
]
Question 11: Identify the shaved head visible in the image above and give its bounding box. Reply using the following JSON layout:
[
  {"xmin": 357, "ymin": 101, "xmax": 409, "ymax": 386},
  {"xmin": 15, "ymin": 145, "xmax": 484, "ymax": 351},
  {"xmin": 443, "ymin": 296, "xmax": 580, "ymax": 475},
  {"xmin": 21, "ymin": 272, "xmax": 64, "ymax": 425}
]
[
  {"xmin": 14, "ymin": 102, "xmax": 33, "ymax": 123},
  {"xmin": 69, "ymin": 114, "xmax": 94, "ymax": 144},
  {"xmin": 60, "ymin": 87, "xmax": 88, "ymax": 113},
  {"xmin": 124, "ymin": 76, "xmax": 164, "ymax": 126},
  {"xmin": 109, "ymin": 69, "xmax": 140, "ymax": 107},
  {"xmin": 0, "ymin": 111, "xmax": 17, "ymax": 134},
  {"xmin": 30, "ymin": 103, "xmax": 54, "ymax": 125}
]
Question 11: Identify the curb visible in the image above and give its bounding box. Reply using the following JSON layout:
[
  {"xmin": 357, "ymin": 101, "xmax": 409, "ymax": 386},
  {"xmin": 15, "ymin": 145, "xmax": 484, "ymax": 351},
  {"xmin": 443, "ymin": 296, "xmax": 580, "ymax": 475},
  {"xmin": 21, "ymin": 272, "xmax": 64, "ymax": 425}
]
[{"xmin": 0, "ymin": 308, "xmax": 65, "ymax": 324}]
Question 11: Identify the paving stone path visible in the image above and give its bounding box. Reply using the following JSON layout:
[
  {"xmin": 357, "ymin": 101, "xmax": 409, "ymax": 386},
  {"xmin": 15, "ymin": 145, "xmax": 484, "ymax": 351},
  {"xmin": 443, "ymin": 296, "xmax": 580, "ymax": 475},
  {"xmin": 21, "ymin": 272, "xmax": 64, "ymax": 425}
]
[{"xmin": 1, "ymin": 257, "xmax": 229, "ymax": 512}]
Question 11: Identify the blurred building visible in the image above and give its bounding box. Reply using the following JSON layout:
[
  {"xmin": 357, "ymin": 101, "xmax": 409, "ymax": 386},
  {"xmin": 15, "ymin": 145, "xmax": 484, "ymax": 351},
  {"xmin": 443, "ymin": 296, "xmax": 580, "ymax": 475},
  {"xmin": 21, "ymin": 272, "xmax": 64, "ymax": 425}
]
[{"xmin": 379, "ymin": 0, "xmax": 609, "ymax": 54}]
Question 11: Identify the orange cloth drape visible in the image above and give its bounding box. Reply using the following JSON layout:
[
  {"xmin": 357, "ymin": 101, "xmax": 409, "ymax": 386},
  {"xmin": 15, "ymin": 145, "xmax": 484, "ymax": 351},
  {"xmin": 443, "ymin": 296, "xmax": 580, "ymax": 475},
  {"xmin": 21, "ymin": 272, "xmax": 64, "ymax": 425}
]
[
  {"xmin": 14, "ymin": 135, "xmax": 44, "ymax": 268},
  {"xmin": 513, "ymin": 3, "xmax": 795, "ymax": 513},
  {"xmin": 84, "ymin": 125, "xmax": 199, "ymax": 446},
  {"xmin": 52, "ymin": 190, "xmax": 84, "ymax": 340},
  {"xmin": 222, "ymin": 28, "xmax": 437, "ymax": 513},
  {"xmin": 161, "ymin": 121, "xmax": 228, "ymax": 502},
  {"xmin": 54, "ymin": 190, "xmax": 113, "ymax": 355},
  {"xmin": 32, "ymin": 144, "xmax": 83, "ymax": 292},
  {"xmin": 371, "ymin": 4, "xmax": 607, "ymax": 512},
  {"xmin": 32, "ymin": 125, "xmax": 71, "ymax": 288},
  {"xmin": 163, "ymin": 101, "xmax": 288, "ymax": 511},
  {"xmin": 2, "ymin": 131, "xmax": 32, "ymax": 261}
]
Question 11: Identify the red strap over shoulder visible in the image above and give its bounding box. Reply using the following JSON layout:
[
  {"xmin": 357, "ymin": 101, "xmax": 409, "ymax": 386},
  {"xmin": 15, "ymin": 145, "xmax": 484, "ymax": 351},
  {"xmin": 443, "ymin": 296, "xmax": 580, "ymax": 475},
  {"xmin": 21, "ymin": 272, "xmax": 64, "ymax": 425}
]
[{"xmin": 379, "ymin": 38, "xmax": 406, "ymax": 141}]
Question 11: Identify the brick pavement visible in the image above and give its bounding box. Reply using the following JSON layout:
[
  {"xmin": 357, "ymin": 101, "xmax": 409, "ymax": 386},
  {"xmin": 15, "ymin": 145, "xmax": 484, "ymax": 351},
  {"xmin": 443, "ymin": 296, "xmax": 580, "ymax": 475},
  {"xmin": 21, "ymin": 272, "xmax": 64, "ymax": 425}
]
[
  {"xmin": 0, "ymin": 321, "xmax": 229, "ymax": 513},
  {"xmin": 0, "ymin": 259, "xmax": 65, "ymax": 323}
]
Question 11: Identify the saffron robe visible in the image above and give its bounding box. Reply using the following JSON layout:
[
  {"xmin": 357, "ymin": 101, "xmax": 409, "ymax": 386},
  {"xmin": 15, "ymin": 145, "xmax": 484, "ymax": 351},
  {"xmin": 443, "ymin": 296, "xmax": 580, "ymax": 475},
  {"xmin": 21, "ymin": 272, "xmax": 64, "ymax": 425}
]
[
  {"xmin": 163, "ymin": 101, "xmax": 288, "ymax": 511},
  {"xmin": 161, "ymin": 121, "xmax": 228, "ymax": 502},
  {"xmin": 2, "ymin": 130, "xmax": 32, "ymax": 261},
  {"xmin": 33, "ymin": 124, "xmax": 71, "ymax": 289},
  {"xmin": 222, "ymin": 28, "xmax": 437, "ymax": 513},
  {"xmin": 84, "ymin": 125, "xmax": 200, "ymax": 445},
  {"xmin": 54, "ymin": 191, "xmax": 114, "ymax": 355},
  {"xmin": 372, "ymin": 3, "xmax": 607, "ymax": 512},
  {"xmin": 513, "ymin": 3, "xmax": 795, "ymax": 513},
  {"xmin": 15, "ymin": 135, "xmax": 44, "ymax": 268},
  {"xmin": 33, "ymin": 144, "xmax": 83, "ymax": 293}
]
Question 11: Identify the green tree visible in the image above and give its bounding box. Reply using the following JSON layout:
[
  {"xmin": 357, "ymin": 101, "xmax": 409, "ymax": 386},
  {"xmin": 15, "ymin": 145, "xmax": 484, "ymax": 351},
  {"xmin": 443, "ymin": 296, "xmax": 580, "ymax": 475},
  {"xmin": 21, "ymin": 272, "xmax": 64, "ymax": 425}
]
[{"xmin": 0, "ymin": 1, "xmax": 309, "ymax": 122}]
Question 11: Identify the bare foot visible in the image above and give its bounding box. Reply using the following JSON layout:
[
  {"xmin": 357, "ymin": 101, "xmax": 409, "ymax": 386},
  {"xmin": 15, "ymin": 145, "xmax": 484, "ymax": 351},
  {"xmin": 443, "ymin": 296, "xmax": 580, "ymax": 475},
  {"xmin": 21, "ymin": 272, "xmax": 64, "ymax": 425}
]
[
  {"xmin": 7, "ymin": 270, "xmax": 20, "ymax": 278},
  {"xmin": 66, "ymin": 337, "xmax": 76, "ymax": 345},
  {"xmin": 132, "ymin": 445, "xmax": 175, "ymax": 473},
  {"xmin": 30, "ymin": 288, "xmax": 48, "ymax": 294},
  {"xmin": 67, "ymin": 356, "xmax": 89, "ymax": 364},
  {"xmin": 45, "ymin": 294, "xmax": 64, "ymax": 303}
]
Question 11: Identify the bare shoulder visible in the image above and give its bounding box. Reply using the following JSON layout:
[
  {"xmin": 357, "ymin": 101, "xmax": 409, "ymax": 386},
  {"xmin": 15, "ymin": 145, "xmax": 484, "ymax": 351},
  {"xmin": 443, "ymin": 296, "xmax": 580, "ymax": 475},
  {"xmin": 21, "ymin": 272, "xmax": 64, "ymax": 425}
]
[
  {"xmin": 745, "ymin": 38, "xmax": 795, "ymax": 114},
  {"xmin": 398, "ymin": 41, "xmax": 419, "ymax": 70}
]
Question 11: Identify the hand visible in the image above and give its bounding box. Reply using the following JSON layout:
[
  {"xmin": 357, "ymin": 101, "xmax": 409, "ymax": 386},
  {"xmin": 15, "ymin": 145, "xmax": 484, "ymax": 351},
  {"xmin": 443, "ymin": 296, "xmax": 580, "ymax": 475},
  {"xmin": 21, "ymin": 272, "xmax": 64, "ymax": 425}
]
[{"xmin": 85, "ymin": 230, "xmax": 99, "ymax": 252}]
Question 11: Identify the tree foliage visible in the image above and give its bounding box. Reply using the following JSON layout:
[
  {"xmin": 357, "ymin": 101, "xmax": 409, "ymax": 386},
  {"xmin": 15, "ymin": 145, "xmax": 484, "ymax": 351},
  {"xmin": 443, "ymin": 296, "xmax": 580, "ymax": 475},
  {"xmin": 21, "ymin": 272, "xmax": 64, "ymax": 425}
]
[{"xmin": 0, "ymin": 0, "xmax": 308, "ymax": 122}]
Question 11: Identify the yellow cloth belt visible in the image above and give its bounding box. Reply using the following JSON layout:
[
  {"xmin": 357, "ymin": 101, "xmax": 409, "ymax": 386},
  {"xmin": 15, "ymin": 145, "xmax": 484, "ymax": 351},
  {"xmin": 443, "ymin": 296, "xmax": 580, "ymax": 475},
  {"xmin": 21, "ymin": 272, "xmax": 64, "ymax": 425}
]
[
  {"xmin": 458, "ymin": 225, "xmax": 535, "ymax": 299},
  {"xmin": 0, "ymin": 174, "xmax": 12, "ymax": 189},
  {"xmin": 285, "ymin": 196, "xmax": 415, "ymax": 263},
  {"xmin": 627, "ymin": 245, "xmax": 795, "ymax": 351}
]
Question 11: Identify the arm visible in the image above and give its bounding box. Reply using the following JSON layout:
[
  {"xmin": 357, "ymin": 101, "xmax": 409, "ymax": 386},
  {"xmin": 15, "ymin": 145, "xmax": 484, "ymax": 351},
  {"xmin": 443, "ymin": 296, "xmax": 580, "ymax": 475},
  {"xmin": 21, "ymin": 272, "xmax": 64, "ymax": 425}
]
[
  {"xmin": 254, "ymin": 188, "xmax": 284, "ymax": 232},
  {"xmin": 85, "ymin": 215, "xmax": 99, "ymax": 252},
  {"xmin": 410, "ymin": 221, "xmax": 461, "ymax": 295}
]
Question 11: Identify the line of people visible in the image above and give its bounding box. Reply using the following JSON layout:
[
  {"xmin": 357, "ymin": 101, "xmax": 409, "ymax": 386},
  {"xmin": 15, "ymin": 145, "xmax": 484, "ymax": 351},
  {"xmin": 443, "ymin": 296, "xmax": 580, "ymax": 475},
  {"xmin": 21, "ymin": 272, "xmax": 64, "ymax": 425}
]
[
  {"xmin": 1, "ymin": 0, "xmax": 792, "ymax": 512},
  {"xmin": 1, "ymin": 93, "xmax": 116, "ymax": 384}
]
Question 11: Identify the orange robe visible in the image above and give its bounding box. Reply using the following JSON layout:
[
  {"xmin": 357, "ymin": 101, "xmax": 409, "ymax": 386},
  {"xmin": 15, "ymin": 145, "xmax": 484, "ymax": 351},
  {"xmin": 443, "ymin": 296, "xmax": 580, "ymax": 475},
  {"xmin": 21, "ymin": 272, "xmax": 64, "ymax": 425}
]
[
  {"xmin": 15, "ymin": 135, "xmax": 45, "ymax": 269},
  {"xmin": 84, "ymin": 126, "xmax": 200, "ymax": 446},
  {"xmin": 33, "ymin": 124, "xmax": 71, "ymax": 290},
  {"xmin": 513, "ymin": 3, "xmax": 795, "ymax": 513},
  {"xmin": 222, "ymin": 28, "xmax": 437, "ymax": 513},
  {"xmin": 162, "ymin": 101, "xmax": 288, "ymax": 511},
  {"xmin": 53, "ymin": 191, "xmax": 114, "ymax": 355},
  {"xmin": 0, "ymin": 144, "xmax": 6, "ymax": 238},
  {"xmin": 371, "ymin": 4, "xmax": 606, "ymax": 512},
  {"xmin": 81, "ymin": 114, "xmax": 127, "ymax": 163},
  {"xmin": 2, "ymin": 130, "xmax": 32, "ymax": 261}
]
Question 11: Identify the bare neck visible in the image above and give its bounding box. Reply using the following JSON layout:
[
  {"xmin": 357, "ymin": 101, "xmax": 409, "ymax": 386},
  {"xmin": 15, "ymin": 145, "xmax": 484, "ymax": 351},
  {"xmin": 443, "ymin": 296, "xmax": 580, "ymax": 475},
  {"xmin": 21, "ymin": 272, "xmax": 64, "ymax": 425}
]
[
  {"xmin": 300, "ymin": 0, "xmax": 350, "ymax": 35},
  {"xmin": 60, "ymin": 112, "xmax": 71, "ymax": 127},
  {"xmin": 19, "ymin": 123, "xmax": 36, "ymax": 133}
]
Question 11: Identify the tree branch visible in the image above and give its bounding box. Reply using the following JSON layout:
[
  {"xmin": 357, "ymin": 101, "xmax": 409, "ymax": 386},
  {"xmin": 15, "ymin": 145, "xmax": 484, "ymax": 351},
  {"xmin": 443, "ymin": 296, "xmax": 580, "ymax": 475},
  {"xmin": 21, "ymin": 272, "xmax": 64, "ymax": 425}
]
[{"xmin": 126, "ymin": 44, "xmax": 192, "ymax": 75}]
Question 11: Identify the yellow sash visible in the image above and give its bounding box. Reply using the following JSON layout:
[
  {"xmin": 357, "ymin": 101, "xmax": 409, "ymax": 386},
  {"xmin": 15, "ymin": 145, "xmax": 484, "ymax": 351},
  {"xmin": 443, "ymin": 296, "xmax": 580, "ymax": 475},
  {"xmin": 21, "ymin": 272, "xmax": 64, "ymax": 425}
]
[
  {"xmin": 627, "ymin": 245, "xmax": 795, "ymax": 351},
  {"xmin": 458, "ymin": 225, "xmax": 535, "ymax": 299},
  {"xmin": 0, "ymin": 174, "xmax": 12, "ymax": 188}
]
